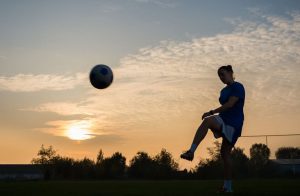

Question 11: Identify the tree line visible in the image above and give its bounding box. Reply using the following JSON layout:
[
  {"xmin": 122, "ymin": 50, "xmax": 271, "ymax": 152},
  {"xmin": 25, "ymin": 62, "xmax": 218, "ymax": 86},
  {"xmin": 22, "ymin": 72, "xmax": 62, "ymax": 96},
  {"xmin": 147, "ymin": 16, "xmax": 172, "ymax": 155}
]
[{"xmin": 31, "ymin": 142, "xmax": 300, "ymax": 180}]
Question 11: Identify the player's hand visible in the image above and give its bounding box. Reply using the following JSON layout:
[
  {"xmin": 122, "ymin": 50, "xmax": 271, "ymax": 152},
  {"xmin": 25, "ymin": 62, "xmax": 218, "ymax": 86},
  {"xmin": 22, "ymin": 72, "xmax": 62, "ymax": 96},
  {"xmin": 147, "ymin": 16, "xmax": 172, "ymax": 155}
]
[{"xmin": 201, "ymin": 112, "xmax": 211, "ymax": 120}]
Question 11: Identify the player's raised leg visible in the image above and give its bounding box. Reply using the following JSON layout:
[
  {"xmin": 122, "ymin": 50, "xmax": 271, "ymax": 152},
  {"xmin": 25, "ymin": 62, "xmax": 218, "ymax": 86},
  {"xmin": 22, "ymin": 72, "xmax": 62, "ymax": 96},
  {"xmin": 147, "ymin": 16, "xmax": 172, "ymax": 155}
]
[{"xmin": 180, "ymin": 116, "xmax": 222, "ymax": 161}]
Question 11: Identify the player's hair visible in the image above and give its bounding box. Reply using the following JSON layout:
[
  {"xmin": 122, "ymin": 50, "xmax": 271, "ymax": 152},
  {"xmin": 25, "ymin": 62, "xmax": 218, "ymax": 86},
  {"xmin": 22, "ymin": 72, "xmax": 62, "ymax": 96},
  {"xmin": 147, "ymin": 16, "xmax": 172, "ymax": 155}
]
[
  {"xmin": 218, "ymin": 65, "xmax": 235, "ymax": 80},
  {"xmin": 218, "ymin": 65, "xmax": 234, "ymax": 73}
]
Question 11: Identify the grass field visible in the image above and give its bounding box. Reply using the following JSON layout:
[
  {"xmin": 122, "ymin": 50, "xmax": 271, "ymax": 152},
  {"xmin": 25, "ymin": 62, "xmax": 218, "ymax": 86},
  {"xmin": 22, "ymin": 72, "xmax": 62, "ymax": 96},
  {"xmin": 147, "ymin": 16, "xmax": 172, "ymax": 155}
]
[{"xmin": 0, "ymin": 179, "xmax": 299, "ymax": 195}]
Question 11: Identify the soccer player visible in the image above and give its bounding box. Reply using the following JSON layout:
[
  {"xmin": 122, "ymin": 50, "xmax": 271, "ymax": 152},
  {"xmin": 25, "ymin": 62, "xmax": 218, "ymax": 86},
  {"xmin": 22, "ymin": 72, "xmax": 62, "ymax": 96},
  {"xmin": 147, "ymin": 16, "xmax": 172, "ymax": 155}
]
[{"xmin": 180, "ymin": 65, "xmax": 245, "ymax": 193}]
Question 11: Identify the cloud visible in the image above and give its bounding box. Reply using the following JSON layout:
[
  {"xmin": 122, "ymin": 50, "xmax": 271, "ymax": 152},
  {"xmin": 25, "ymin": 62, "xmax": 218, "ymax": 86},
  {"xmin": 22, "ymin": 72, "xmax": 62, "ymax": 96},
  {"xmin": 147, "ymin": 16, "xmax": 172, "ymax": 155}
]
[
  {"xmin": 133, "ymin": 0, "xmax": 178, "ymax": 8},
  {"xmin": 102, "ymin": 4, "xmax": 123, "ymax": 13},
  {"xmin": 20, "ymin": 11, "xmax": 300, "ymax": 138},
  {"xmin": 0, "ymin": 55, "xmax": 6, "ymax": 60},
  {"xmin": 21, "ymin": 102, "xmax": 95, "ymax": 116},
  {"xmin": 0, "ymin": 73, "xmax": 87, "ymax": 92},
  {"xmin": 114, "ymin": 11, "xmax": 300, "ymax": 115}
]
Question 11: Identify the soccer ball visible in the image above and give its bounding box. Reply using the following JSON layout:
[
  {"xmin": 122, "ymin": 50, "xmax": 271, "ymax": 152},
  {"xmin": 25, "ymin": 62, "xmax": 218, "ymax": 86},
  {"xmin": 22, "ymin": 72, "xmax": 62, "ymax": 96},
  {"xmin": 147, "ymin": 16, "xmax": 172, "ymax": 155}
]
[{"xmin": 89, "ymin": 64, "xmax": 113, "ymax": 89}]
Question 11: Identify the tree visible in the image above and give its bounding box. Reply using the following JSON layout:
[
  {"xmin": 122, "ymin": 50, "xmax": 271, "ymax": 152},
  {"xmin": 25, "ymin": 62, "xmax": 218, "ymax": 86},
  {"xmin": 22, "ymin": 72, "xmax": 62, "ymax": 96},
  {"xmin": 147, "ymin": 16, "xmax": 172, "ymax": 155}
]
[
  {"xmin": 275, "ymin": 147, "xmax": 300, "ymax": 159},
  {"xmin": 153, "ymin": 148, "xmax": 179, "ymax": 179},
  {"xmin": 73, "ymin": 157, "xmax": 95, "ymax": 179},
  {"xmin": 231, "ymin": 147, "xmax": 249, "ymax": 178},
  {"xmin": 51, "ymin": 156, "xmax": 75, "ymax": 179},
  {"xmin": 31, "ymin": 145, "xmax": 59, "ymax": 179},
  {"xmin": 249, "ymin": 143, "xmax": 271, "ymax": 176},
  {"xmin": 154, "ymin": 149, "xmax": 179, "ymax": 170},
  {"xmin": 128, "ymin": 151, "xmax": 155, "ymax": 179},
  {"xmin": 31, "ymin": 144, "xmax": 57, "ymax": 165},
  {"xmin": 96, "ymin": 149, "xmax": 104, "ymax": 165},
  {"xmin": 195, "ymin": 142, "xmax": 250, "ymax": 179},
  {"xmin": 108, "ymin": 152, "xmax": 126, "ymax": 178},
  {"xmin": 207, "ymin": 140, "xmax": 222, "ymax": 161},
  {"xmin": 97, "ymin": 152, "xmax": 126, "ymax": 179},
  {"xmin": 250, "ymin": 143, "xmax": 270, "ymax": 165},
  {"xmin": 195, "ymin": 141, "xmax": 223, "ymax": 179}
]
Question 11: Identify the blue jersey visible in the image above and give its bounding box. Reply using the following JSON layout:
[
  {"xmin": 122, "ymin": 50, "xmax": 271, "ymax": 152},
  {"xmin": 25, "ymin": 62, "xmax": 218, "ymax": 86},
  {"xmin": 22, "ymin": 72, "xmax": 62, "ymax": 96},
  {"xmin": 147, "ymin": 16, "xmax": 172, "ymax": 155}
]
[{"xmin": 219, "ymin": 81, "xmax": 245, "ymax": 143}]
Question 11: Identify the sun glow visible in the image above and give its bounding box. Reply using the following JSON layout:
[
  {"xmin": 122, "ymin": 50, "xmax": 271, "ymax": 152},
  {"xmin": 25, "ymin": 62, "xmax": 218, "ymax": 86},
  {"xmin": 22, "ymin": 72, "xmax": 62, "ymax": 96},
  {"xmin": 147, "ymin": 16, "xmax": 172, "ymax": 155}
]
[{"xmin": 65, "ymin": 120, "xmax": 94, "ymax": 141}]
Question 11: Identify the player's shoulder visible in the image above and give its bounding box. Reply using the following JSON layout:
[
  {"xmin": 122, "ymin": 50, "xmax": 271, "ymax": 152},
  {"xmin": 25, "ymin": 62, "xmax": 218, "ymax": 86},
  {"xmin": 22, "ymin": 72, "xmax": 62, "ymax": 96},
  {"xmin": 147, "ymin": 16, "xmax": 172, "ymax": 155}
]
[
  {"xmin": 221, "ymin": 81, "xmax": 244, "ymax": 92},
  {"xmin": 232, "ymin": 81, "xmax": 245, "ymax": 89}
]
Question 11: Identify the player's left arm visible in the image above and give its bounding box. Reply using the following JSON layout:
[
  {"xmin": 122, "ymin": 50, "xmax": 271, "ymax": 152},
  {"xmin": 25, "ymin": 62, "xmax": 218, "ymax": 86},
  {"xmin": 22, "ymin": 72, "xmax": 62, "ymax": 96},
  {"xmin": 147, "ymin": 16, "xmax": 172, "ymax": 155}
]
[
  {"xmin": 202, "ymin": 96, "xmax": 239, "ymax": 119},
  {"xmin": 211, "ymin": 96, "xmax": 239, "ymax": 114}
]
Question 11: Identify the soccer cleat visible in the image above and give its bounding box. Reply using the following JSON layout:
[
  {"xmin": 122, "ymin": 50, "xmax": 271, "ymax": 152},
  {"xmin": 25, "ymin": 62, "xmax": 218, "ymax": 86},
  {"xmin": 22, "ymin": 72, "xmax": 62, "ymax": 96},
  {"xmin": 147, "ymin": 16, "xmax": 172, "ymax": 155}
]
[
  {"xmin": 180, "ymin": 150, "xmax": 194, "ymax": 161},
  {"xmin": 217, "ymin": 186, "xmax": 233, "ymax": 194}
]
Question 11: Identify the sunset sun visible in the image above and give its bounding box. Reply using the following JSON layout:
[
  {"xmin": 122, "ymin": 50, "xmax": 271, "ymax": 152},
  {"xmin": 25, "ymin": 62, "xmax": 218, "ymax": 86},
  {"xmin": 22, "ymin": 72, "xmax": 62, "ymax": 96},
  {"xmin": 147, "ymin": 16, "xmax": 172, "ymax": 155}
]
[{"xmin": 65, "ymin": 121, "xmax": 94, "ymax": 141}]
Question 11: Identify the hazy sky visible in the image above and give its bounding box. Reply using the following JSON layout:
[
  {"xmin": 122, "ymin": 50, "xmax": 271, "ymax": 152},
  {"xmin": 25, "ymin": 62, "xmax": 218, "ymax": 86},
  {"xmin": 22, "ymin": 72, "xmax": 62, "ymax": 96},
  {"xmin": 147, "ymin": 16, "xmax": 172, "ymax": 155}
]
[{"xmin": 0, "ymin": 0, "xmax": 299, "ymax": 169}]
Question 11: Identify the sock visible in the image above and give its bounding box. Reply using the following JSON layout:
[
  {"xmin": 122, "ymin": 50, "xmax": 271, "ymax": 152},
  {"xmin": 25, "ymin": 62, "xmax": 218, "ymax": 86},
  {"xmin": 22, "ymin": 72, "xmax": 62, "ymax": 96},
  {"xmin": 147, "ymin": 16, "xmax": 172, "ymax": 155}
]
[
  {"xmin": 224, "ymin": 180, "xmax": 232, "ymax": 191},
  {"xmin": 189, "ymin": 143, "xmax": 198, "ymax": 153}
]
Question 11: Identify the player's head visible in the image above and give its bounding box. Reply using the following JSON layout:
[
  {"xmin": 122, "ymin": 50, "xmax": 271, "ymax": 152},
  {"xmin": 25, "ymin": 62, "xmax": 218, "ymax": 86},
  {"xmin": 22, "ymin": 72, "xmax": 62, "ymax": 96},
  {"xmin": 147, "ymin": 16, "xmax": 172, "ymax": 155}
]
[{"xmin": 218, "ymin": 65, "xmax": 235, "ymax": 84}]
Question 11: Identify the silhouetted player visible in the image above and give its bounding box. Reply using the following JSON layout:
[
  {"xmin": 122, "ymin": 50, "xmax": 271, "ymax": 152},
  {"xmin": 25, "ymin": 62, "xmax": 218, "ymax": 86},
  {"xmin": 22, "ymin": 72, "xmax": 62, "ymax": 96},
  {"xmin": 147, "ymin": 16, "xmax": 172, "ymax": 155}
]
[{"xmin": 181, "ymin": 65, "xmax": 245, "ymax": 193}]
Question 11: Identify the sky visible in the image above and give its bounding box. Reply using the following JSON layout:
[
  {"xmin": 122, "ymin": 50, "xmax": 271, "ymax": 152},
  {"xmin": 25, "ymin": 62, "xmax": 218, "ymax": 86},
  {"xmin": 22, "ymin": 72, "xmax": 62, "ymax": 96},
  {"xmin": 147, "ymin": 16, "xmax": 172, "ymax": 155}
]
[{"xmin": 0, "ymin": 0, "xmax": 299, "ymax": 170}]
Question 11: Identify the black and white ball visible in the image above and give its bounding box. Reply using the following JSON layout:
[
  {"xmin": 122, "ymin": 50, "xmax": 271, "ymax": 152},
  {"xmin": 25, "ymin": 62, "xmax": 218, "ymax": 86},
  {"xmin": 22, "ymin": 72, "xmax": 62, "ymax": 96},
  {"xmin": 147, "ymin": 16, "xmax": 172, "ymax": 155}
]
[{"xmin": 89, "ymin": 64, "xmax": 113, "ymax": 89}]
